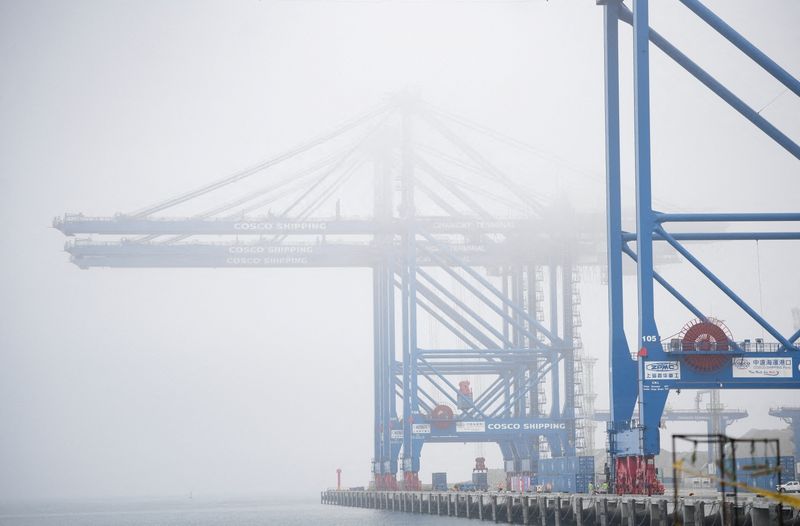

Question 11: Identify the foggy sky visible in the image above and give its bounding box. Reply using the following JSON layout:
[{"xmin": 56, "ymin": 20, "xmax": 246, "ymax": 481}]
[{"xmin": 1, "ymin": 0, "xmax": 799, "ymax": 502}]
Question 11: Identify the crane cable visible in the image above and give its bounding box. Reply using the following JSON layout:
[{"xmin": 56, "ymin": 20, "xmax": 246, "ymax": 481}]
[
  {"xmin": 415, "ymin": 145, "xmax": 525, "ymax": 210},
  {"xmin": 424, "ymin": 101, "xmax": 689, "ymax": 213},
  {"xmin": 141, "ymin": 150, "xmax": 349, "ymax": 244},
  {"xmin": 128, "ymin": 102, "xmax": 392, "ymax": 218},
  {"xmin": 419, "ymin": 109, "xmax": 548, "ymax": 216},
  {"xmin": 266, "ymin": 109, "xmax": 396, "ymax": 244}
]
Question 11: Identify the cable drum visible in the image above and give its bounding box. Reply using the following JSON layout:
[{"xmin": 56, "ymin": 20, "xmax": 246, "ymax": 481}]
[
  {"xmin": 429, "ymin": 404, "xmax": 454, "ymax": 429},
  {"xmin": 679, "ymin": 318, "xmax": 733, "ymax": 372}
]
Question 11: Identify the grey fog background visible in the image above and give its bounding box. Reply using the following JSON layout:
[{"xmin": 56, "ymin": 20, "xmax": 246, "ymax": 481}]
[{"xmin": 1, "ymin": 0, "xmax": 798, "ymax": 502}]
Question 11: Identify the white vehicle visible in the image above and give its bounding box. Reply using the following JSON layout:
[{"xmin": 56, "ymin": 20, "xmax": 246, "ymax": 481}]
[{"xmin": 776, "ymin": 480, "xmax": 800, "ymax": 493}]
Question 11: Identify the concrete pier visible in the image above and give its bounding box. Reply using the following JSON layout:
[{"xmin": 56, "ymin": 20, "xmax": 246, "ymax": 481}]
[{"xmin": 321, "ymin": 490, "xmax": 799, "ymax": 525}]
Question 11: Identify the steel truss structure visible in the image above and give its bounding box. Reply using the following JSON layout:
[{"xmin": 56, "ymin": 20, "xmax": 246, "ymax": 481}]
[
  {"xmin": 53, "ymin": 0, "xmax": 800, "ymax": 495},
  {"xmin": 55, "ymin": 95, "xmax": 608, "ymax": 490},
  {"xmin": 601, "ymin": 0, "xmax": 800, "ymax": 493}
]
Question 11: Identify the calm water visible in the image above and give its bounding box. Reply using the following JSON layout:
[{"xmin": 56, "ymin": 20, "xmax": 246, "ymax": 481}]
[{"xmin": 0, "ymin": 496, "xmax": 465, "ymax": 526}]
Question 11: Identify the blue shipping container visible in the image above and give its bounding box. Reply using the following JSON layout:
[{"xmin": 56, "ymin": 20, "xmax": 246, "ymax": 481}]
[
  {"xmin": 432, "ymin": 472, "xmax": 448, "ymax": 491},
  {"xmin": 579, "ymin": 456, "xmax": 595, "ymax": 474},
  {"xmin": 472, "ymin": 472, "xmax": 489, "ymax": 491},
  {"xmin": 566, "ymin": 457, "xmax": 579, "ymax": 474}
]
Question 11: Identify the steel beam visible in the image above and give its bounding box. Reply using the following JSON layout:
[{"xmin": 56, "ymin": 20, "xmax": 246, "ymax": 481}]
[
  {"xmin": 617, "ymin": 4, "xmax": 800, "ymax": 161},
  {"xmin": 676, "ymin": 0, "xmax": 800, "ymax": 97},
  {"xmin": 603, "ymin": 0, "xmax": 638, "ymax": 468}
]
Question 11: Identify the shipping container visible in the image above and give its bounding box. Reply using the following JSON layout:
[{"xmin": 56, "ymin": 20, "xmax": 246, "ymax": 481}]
[
  {"xmin": 472, "ymin": 472, "xmax": 489, "ymax": 491},
  {"xmin": 578, "ymin": 456, "xmax": 595, "ymax": 474},
  {"xmin": 564, "ymin": 475, "xmax": 576, "ymax": 493},
  {"xmin": 510, "ymin": 476, "xmax": 528, "ymax": 492},
  {"xmin": 576, "ymin": 473, "xmax": 594, "ymax": 494},
  {"xmin": 538, "ymin": 456, "xmax": 595, "ymax": 476},
  {"xmin": 539, "ymin": 473, "xmax": 584, "ymax": 493},
  {"xmin": 432, "ymin": 472, "xmax": 448, "ymax": 491}
]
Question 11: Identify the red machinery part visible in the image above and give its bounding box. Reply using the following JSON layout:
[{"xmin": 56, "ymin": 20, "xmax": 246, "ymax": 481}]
[
  {"xmin": 430, "ymin": 404, "xmax": 454, "ymax": 429},
  {"xmin": 403, "ymin": 471, "xmax": 421, "ymax": 491},
  {"xmin": 615, "ymin": 456, "xmax": 665, "ymax": 495},
  {"xmin": 680, "ymin": 319, "xmax": 731, "ymax": 372},
  {"xmin": 375, "ymin": 473, "xmax": 398, "ymax": 491}
]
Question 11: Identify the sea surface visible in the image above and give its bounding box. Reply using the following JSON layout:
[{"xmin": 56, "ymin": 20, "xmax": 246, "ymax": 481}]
[{"xmin": 0, "ymin": 496, "xmax": 465, "ymax": 526}]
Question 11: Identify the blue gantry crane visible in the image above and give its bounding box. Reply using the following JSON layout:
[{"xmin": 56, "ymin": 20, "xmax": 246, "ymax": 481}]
[
  {"xmin": 601, "ymin": 0, "xmax": 800, "ymax": 493},
  {"xmin": 53, "ymin": 0, "xmax": 800, "ymax": 495},
  {"xmin": 55, "ymin": 95, "xmax": 611, "ymax": 491}
]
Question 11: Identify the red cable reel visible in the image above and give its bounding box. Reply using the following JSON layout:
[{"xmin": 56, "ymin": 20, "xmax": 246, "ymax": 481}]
[
  {"xmin": 679, "ymin": 318, "xmax": 733, "ymax": 372},
  {"xmin": 429, "ymin": 404, "xmax": 454, "ymax": 430}
]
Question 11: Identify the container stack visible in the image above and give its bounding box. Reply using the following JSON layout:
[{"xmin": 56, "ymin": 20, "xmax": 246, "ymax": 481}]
[
  {"xmin": 472, "ymin": 457, "xmax": 490, "ymax": 491},
  {"xmin": 537, "ymin": 456, "xmax": 595, "ymax": 493},
  {"xmin": 472, "ymin": 471, "xmax": 489, "ymax": 491},
  {"xmin": 577, "ymin": 456, "xmax": 596, "ymax": 493},
  {"xmin": 432, "ymin": 472, "xmax": 448, "ymax": 491},
  {"xmin": 509, "ymin": 475, "xmax": 535, "ymax": 492}
]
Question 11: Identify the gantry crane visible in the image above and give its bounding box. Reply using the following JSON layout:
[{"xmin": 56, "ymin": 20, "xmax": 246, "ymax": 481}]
[
  {"xmin": 53, "ymin": 0, "xmax": 800, "ymax": 495},
  {"xmin": 601, "ymin": 0, "xmax": 800, "ymax": 493},
  {"xmin": 55, "ymin": 95, "xmax": 611, "ymax": 490}
]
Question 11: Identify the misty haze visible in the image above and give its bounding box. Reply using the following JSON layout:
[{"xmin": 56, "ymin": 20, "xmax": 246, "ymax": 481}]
[{"xmin": 1, "ymin": 1, "xmax": 799, "ymax": 525}]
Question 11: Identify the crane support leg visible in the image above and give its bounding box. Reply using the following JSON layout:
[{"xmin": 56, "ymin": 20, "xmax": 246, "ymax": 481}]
[{"xmin": 603, "ymin": 0, "xmax": 638, "ymax": 489}]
